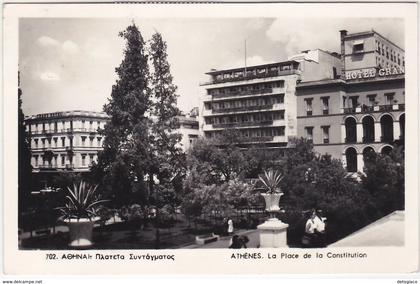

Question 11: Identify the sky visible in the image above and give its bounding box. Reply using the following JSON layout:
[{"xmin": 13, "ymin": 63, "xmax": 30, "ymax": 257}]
[{"xmin": 19, "ymin": 18, "xmax": 404, "ymax": 116}]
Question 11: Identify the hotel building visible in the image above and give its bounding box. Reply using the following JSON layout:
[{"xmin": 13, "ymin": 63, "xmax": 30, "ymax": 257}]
[
  {"xmin": 25, "ymin": 108, "xmax": 200, "ymax": 175},
  {"xmin": 199, "ymin": 49, "xmax": 341, "ymax": 148},
  {"xmin": 25, "ymin": 110, "xmax": 109, "ymax": 173},
  {"xmin": 296, "ymin": 30, "xmax": 405, "ymax": 173}
]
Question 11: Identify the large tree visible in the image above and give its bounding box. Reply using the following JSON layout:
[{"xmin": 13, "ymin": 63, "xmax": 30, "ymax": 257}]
[
  {"xmin": 148, "ymin": 32, "xmax": 185, "ymax": 206},
  {"xmin": 92, "ymin": 24, "xmax": 152, "ymax": 207},
  {"xmin": 18, "ymin": 72, "xmax": 32, "ymax": 216}
]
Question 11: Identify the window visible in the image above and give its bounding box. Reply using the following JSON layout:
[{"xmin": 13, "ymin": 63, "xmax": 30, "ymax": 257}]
[
  {"xmin": 304, "ymin": 98, "xmax": 313, "ymax": 116},
  {"xmin": 385, "ymin": 93, "xmax": 395, "ymax": 105},
  {"xmin": 350, "ymin": 96, "xmax": 359, "ymax": 108},
  {"xmin": 352, "ymin": 41, "xmax": 364, "ymax": 53},
  {"xmin": 321, "ymin": 97, "xmax": 329, "ymax": 115},
  {"xmin": 81, "ymin": 136, "xmax": 87, "ymax": 146},
  {"xmin": 367, "ymin": 95, "xmax": 377, "ymax": 107},
  {"xmin": 321, "ymin": 126, "xmax": 330, "ymax": 144},
  {"xmin": 305, "ymin": 127, "xmax": 314, "ymax": 142}
]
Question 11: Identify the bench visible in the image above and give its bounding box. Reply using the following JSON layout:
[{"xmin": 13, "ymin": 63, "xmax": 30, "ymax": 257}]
[{"xmin": 195, "ymin": 233, "xmax": 219, "ymax": 245}]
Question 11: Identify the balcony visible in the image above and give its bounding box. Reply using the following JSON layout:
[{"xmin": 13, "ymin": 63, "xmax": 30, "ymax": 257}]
[
  {"xmin": 65, "ymin": 164, "xmax": 74, "ymax": 170},
  {"xmin": 345, "ymin": 137, "xmax": 357, "ymax": 144},
  {"xmin": 212, "ymin": 120, "xmax": 274, "ymax": 129},
  {"xmin": 211, "ymin": 88, "xmax": 273, "ymax": 99},
  {"xmin": 238, "ymin": 136, "xmax": 275, "ymax": 143},
  {"xmin": 362, "ymin": 136, "xmax": 375, "ymax": 143},
  {"xmin": 380, "ymin": 136, "xmax": 394, "ymax": 143},
  {"xmin": 342, "ymin": 103, "xmax": 405, "ymax": 114},
  {"xmin": 38, "ymin": 164, "xmax": 53, "ymax": 169},
  {"xmin": 211, "ymin": 104, "xmax": 274, "ymax": 114}
]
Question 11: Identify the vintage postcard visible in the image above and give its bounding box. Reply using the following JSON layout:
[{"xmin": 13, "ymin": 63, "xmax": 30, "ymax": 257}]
[{"xmin": 2, "ymin": 1, "xmax": 419, "ymax": 275}]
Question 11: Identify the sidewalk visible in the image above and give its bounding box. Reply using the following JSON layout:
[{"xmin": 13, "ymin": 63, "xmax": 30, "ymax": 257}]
[
  {"xmin": 181, "ymin": 229, "xmax": 260, "ymax": 249},
  {"xmin": 329, "ymin": 211, "xmax": 404, "ymax": 247}
]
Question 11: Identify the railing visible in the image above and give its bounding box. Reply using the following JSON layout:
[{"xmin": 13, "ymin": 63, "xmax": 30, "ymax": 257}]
[
  {"xmin": 211, "ymin": 104, "xmax": 275, "ymax": 113},
  {"xmin": 38, "ymin": 165, "xmax": 53, "ymax": 169},
  {"xmin": 342, "ymin": 103, "xmax": 405, "ymax": 114},
  {"xmin": 345, "ymin": 137, "xmax": 357, "ymax": 143},
  {"xmin": 212, "ymin": 120, "xmax": 274, "ymax": 128},
  {"xmin": 380, "ymin": 136, "xmax": 394, "ymax": 143},
  {"xmin": 211, "ymin": 88, "xmax": 273, "ymax": 99},
  {"xmin": 206, "ymin": 69, "xmax": 298, "ymax": 85},
  {"xmin": 238, "ymin": 136, "xmax": 275, "ymax": 142},
  {"xmin": 362, "ymin": 136, "xmax": 375, "ymax": 143},
  {"xmin": 65, "ymin": 164, "xmax": 74, "ymax": 170}
]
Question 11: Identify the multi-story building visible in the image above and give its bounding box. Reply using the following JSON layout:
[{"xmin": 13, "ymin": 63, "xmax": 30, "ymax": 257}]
[
  {"xmin": 25, "ymin": 110, "xmax": 109, "ymax": 173},
  {"xmin": 176, "ymin": 108, "xmax": 199, "ymax": 151},
  {"xmin": 199, "ymin": 50, "xmax": 341, "ymax": 149},
  {"xmin": 296, "ymin": 29, "xmax": 405, "ymax": 173}
]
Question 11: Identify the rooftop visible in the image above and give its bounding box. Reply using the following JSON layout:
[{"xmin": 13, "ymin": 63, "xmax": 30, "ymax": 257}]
[
  {"xmin": 205, "ymin": 60, "xmax": 299, "ymax": 75},
  {"xmin": 25, "ymin": 110, "xmax": 109, "ymax": 121},
  {"xmin": 344, "ymin": 29, "xmax": 404, "ymax": 52}
]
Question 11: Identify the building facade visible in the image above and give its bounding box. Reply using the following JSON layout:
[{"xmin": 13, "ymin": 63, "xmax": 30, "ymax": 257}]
[
  {"xmin": 297, "ymin": 30, "xmax": 405, "ymax": 173},
  {"xmin": 25, "ymin": 110, "xmax": 109, "ymax": 173},
  {"xmin": 199, "ymin": 49, "xmax": 341, "ymax": 148},
  {"xmin": 176, "ymin": 112, "xmax": 199, "ymax": 152}
]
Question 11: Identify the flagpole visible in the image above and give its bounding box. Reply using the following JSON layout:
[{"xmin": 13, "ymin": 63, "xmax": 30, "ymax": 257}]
[{"xmin": 244, "ymin": 39, "xmax": 247, "ymax": 77}]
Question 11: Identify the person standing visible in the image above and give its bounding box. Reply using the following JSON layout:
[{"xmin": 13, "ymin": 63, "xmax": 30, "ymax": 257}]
[
  {"xmin": 302, "ymin": 210, "xmax": 317, "ymax": 247},
  {"xmin": 227, "ymin": 217, "xmax": 234, "ymax": 235}
]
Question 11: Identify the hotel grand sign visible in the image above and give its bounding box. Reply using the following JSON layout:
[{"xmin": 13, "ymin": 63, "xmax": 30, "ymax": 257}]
[{"xmin": 345, "ymin": 66, "xmax": 405, "ymax": 80}]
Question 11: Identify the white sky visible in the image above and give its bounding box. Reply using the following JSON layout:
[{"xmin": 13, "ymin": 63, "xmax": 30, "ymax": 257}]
[{"xmin": 19, "ymin": 18, "xmax": 404, "ymax": 115}]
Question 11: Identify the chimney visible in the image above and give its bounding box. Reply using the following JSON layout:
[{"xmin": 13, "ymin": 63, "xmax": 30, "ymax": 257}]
[{"xmin": 339, "ymin": 30, "xmax": 348, "ymax": 80}]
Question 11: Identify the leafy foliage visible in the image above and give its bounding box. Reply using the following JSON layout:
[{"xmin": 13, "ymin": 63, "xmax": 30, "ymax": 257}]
[
  {"xmin": 258, "ymin": 170, "xmax": 284, "ymax": 194},
  {"xmin": 92, "ymin": 23, "xmax": 151, "ymax": 207},
  {"xmin": 58, "ymin": 181, "xmax": 108, "ymax": 220},
  {"xmin": 362, "ymin": 146, "xmax": 405, "ymax": 211},
  {"xmin": 18, "ymin": 72, "xmax": 32, "ymax": 215}
]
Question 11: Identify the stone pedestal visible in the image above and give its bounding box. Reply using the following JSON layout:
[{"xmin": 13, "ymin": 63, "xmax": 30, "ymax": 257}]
[{"xmin": 257, "ymin": 218, "xmax": 289, "ymax": 248}]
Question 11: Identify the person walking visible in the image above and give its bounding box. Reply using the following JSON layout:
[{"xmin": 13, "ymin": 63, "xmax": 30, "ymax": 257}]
[{"xmin": 227, "ymin": 217, "xmax": 234, "ymax": 235}]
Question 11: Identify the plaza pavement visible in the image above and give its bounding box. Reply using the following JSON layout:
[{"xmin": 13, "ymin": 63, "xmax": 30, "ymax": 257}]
[
  {"xmin": 329, "ymin": 210, "xmax": 404, "ymax": 247},
  {"xmin": 181, "ymin": 229, "xmax": 261, "ymax": 249}
]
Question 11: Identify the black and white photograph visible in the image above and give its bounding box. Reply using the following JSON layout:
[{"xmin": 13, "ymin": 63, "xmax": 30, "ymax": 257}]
[{"xmin": 3, "ymin": 2, "xmax": 419, "ymax": 276}]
